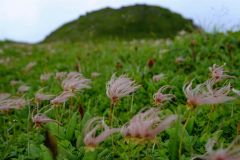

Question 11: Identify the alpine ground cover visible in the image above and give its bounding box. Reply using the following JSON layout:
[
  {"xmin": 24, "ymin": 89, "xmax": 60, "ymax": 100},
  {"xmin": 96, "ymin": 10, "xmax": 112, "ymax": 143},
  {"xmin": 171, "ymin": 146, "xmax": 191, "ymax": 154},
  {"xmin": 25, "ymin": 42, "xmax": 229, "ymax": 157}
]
[{"xmin": 1, "ymin": 30, "xmax": 240, "ymax": 159}]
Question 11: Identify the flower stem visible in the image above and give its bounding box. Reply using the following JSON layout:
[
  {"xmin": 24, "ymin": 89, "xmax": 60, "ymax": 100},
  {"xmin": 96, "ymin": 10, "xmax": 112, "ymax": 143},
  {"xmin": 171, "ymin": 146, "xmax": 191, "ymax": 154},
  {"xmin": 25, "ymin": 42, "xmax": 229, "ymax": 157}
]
[
  {"xmin": 179, "ymin": 109, "xmax": 192, "ymax": 159},
  {"xmin": 27, "ymin": 104, "xmax": 31, "ymax": 156},
  {"xmin": 109, "ymin": 102, "xmax": 114, "ymax": 126},
  {"xmin": 130, "ymin": 95, "xmax": 134, "ymax": 113},
  {"xmin": 231, "ymin": 104, "xmax": 234, "ymax": 117}
]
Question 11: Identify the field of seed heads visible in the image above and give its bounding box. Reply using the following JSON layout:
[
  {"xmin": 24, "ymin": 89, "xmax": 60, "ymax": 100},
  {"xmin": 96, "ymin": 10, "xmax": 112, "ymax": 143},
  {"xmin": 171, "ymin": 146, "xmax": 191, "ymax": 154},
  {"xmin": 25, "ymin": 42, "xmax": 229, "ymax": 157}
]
[{"xmin": 1, "ymin": 31, "xmax": 240, "ymax": 160}]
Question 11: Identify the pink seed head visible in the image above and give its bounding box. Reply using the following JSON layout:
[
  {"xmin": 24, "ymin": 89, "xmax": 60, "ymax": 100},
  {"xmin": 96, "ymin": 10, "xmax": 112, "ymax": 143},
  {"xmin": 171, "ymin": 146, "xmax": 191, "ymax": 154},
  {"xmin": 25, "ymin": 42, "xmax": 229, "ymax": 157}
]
[{"xmin": 106, "ymin": 74, "xmax": 140, "ymax": 103}]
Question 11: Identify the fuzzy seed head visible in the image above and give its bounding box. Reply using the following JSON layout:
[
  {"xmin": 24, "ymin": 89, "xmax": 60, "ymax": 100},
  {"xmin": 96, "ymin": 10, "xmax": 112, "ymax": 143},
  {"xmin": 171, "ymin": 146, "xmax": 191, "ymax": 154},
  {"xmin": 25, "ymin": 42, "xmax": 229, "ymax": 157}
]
[
  {"xmin": 35, "ymin": 92, "xmax": 54, "ymax": 102},
  {"xmin": 153, "ymin": 85, "xmax": 175, "ymax": 106},
  {"xmin": 152, "ymin": 73, "xmax": 165, "ymax": 82},
  {"xmin": 84, "ymin": 117, "xmax": 120, "ymax": 148},
  {"xmin": 122, "ymin": 108, "xmax": 177, "ymax": 139},
  {"xmin": 106, "ymin": 74, "xmax": 140, "ymax": 103},
  {"xmin": 50, "ymin": 91, "xmax": 75, "ymax": 104},
  {"xmin": 18, "ymin": 85, "xmax": 30, "ymax": 93},
  {"xmin": 40, "ymin": 73, "xmax": 53, "ymax": 82},
  {"xmin": 0, "ymin": 97, "xmax": 26, "ymax": 111},
  {"xmin": 61, "ymin": 72, "xmax": 91, "ymax": 92},
  {"xmin": 32, "ymin": 113, "xmax": 61, "ymax": 127},
  {"xmin": 209, "ymin": 64, "xmax": 233, "ymax": 81},
  {"xmin": 183, "ymin": 79, "xmax": 235, "ymax": 108},
  {"xmin": 192, "ymin": 138, "xmax": 240, "ymax": 160}
]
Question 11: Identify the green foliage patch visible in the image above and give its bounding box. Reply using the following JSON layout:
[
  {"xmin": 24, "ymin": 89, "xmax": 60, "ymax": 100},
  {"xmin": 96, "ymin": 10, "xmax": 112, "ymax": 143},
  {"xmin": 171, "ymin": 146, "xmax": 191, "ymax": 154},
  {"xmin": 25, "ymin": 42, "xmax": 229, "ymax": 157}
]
[{"xmin": 0, "ymin": 30, "xmax": 240, "ymax": 159}]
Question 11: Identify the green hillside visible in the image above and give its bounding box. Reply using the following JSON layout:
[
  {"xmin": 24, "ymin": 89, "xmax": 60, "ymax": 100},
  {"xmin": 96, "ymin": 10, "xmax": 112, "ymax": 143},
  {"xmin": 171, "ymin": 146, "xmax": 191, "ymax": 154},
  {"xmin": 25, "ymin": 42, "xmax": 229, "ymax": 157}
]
[{"xmin": 44, "ymin": 4, "xmax": 197, "ymax": 42}]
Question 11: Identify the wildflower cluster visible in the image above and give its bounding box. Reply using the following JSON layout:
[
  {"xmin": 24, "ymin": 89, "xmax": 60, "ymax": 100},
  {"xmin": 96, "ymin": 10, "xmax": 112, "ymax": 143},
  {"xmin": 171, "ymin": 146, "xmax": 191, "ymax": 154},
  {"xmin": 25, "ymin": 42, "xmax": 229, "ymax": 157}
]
[
  {"xmin": 1, "ymin": 62, "xmax": 239, "ymax": 159},
  {"xmin": 0, "ymin": 93, "xmax": 26, "ymax": 111},
  {"xmin": 83, "ymin": 107, "xmax": 177, "ymax": 148},
  {"xmin": 106, "ymin": 73, "xmax": 140, "ymax": 104},
  {"xmin": 83, "ymin": 74, "xmax": 177, "ymax": 149},
  {"xmin": 183, "ymin": 64, "xmax": 236, "ymax": 109},
  {"xmin": 51, "ymin": 72, "xmax": 91, "ymax": 105},
  {"xmin": 192, "ymin": 138, "xmax": 240, "ymax": 160},
  {"xmin": 122, "ymin": 108, "xmax": 177, "ymax": 139}
]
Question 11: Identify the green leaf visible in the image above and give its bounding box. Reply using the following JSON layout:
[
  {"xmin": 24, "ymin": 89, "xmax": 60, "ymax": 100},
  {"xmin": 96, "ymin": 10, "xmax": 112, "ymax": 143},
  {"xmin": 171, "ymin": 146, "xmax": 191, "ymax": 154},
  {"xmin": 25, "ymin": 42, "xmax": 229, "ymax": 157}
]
[
  {"xmin": 77, "ymin": 109, "xmax": 92, "ymax": 148},
  {"xmin": 65, "ymin": 112, "xmax": 78, "ymax": 140},
  {"xmin": 183, "ymin": 128, "xmax": 193, "ymax": 153},
  {"xmin": 29, "ymin": 144, "xmax": 41, "ymax": 159},
  {"xmin": 58, "ymin": 141, "xmax": 76, "ymax": 159},
  {"xmin": 83, "ymin": 150, "xmax": 98, "ymax": 160},
  {"xmin": 186, "ymin": 116, "xmax": 194, "ymax": 135},
  {"xmin": 168, "ymin": 123, "xmax": 180, "ymax": 160},
  {"xmin": 40, "ymin": 145, "xmax": 52, "ymax": 160},
  {"xmin": 47, "ymin": 123, "xmax": 65, "ymax": 139}
]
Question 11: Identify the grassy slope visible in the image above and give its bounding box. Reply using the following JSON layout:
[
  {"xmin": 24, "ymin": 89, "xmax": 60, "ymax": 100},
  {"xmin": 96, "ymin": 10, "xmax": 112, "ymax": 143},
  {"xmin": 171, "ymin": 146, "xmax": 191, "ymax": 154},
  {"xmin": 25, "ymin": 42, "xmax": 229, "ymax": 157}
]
[
  {"xmin": 44, "ymin": 4, "xmax": 196, "ymax": 42},
  {"xmin": 0, "ymin": 31, "xmax": 240, "ymax": 159}
]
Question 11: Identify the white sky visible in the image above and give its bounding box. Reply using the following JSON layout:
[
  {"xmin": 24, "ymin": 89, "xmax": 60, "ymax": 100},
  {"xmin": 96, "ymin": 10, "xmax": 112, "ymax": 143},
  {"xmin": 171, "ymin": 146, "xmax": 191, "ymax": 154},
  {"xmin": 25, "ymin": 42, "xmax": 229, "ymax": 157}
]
[{"xmin": 0, "ymin": 0, "xmax": 240, "ymax": 43}]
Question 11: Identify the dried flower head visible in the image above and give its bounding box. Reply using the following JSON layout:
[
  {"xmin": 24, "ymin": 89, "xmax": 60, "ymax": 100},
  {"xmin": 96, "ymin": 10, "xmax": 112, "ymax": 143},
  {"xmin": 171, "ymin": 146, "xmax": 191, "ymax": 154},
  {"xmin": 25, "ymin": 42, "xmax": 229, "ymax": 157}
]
[
  {"xmin": 0, "ymin": 97, "xmax": 26, "ymax": 111},
  {"xmin": 122, "ymin": 108, "xmax": 177, "ymax": 140},
  {"xmin": 159, "ymin": 49, "xmax": 168, "ymax": 54},
  {"xmin": 152, "ymin": 73, "xmax": 165, "ymax": 82},
  {"xmin": 84, "ymin": 117, "xmax": 120, "ymax": 149},
  {"xmin": 18, "ymin": 85, "xmax": 30, "ymax": 93},
  {"xmin": 40, "ymin": 73, "xmax": 53, "ymax": 82},
  {"xmin": 178, "ymin": 30, "xmax": 187, "ymax": 36},
  {"xmin": 50, "ymin": 91, "xmax": 75, "ymax": 105},
  {"xmin": 0, "ymin": 93, "xmax": 11, "ymax": 101},
  {"xmin": 209, "ymin": 64, "xmax": 233, "ymax": 81},
  {"xmin": 153, "ymin": 85, "xmax": 175, "ymax": 106},
  {"xmin": 183, "ymin": 79, "xmax": 235, "ymax": 108},
  {"xmin": 62, "ymin": 72, "xmax": 91, "ymax": 92},
  {"xmin": 0, "ymin": 57, "xmax": 11, "ymax": 65},
  {"xmin": 66, "ymin": 72, "xmax": 82, "ymax": 79},
  {"xmin": 165, "ymin": 39, "xmax": 172, "ymax": 46},
  {"xmin": 232, "ymin": 88, "xmax": 240, "ymax": 96},
  {"xmin": 35, "ymin": 92, "xmax": 55, "ymax": 102},
  {"xmin": 32, "ymin": 113, "xmax": 61, "ymax": 127},
  {"xmin": 91, "ymin": 72, "xmax": 101, "ymax": 78},
  {"xmin": 10, "ymin": 80, "xmax": 22, "ymax": 86},
  {"xmin": 24, "ymin": 61, "xmax": 37, "ymax": 71},
  {"xmin": 192, "ymin": 138, "xmax": 240, "ymax": 160},
  {"xmin": 55, "ymin": 72, "xmax": 67, "ymax": 80},
  {"xmin": 175, "ymin": 56, "xmax": 185, "ymax": 64},
  {"xmin": 106, "ymin": 74, "xmax": 140, "ymax": 103}
]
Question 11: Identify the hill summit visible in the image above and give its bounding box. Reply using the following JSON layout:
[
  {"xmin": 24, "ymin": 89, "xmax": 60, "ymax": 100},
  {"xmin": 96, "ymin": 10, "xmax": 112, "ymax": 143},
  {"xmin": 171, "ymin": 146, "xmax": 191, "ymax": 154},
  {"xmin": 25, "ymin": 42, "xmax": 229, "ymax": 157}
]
[{"xmin": 44, "ymin": 4, "xmax": 197, "ymax": 42}]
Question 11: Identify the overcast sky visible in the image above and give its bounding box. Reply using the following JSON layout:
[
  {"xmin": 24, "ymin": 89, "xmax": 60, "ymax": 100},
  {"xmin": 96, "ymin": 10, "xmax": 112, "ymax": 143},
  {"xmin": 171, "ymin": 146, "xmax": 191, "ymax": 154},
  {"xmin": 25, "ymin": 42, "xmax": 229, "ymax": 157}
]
[{"xmin": 0, "ymin": 0, "xmax": 240, "ymax": 43}]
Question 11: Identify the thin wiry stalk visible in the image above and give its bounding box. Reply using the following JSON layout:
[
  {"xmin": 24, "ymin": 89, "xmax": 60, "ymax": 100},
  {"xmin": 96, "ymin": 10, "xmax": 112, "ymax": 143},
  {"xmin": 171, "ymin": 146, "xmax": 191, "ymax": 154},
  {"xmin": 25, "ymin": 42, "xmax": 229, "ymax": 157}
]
[
  {"xmin": 109, "ymin": 102, "xmax": 115, "ymax": 127},
  {"xmin": 130, "ymin": 94, "xmax": 134, "ymax": 113},
  {"xmin": 61, "ymin": 101, "xmax": 66, "ymax": 121},
  {"xmin": 44, "ymin": 106, "xmax": 54, "ymax": 114},
  {"xmin": 231, "ymin": 103, "xmax": 234, "ymax": 117},
  {"xmin": 57, "ymin": 107, "xmax": 60, "ymax": 135},
  {"xmin": 179, "ymin": 109, "xmax": 193, "ymax": 158},
  {"xmin": 39, "ymin": 104, "xmax": 52, "ymax": 113},
  {"xmin": 27, "ymin": 104, "xmax": 31, "ymax": 156}
]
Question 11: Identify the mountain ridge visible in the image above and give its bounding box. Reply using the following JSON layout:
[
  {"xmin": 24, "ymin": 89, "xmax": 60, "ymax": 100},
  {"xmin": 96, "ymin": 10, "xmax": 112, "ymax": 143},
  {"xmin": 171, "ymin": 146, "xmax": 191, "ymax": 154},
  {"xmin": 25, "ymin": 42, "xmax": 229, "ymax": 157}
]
[{"xmin": 44, "ymin": 4, "xmax": 197, "ymax": 42}]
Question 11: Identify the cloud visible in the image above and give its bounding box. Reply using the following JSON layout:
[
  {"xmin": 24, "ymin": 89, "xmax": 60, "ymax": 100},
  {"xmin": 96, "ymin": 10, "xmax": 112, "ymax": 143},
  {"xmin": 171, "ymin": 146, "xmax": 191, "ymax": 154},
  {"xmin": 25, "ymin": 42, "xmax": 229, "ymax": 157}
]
[
  {"xmin": 0, "ymin": 0, "xmax": 240, "ymax": 43},
  {"xmin": 0, "ymin": 0, "xmax": 39, "ymax": 26},
  {"xmin": 0, "ymin": 0, "xmax": 40, "ymax": 42}
]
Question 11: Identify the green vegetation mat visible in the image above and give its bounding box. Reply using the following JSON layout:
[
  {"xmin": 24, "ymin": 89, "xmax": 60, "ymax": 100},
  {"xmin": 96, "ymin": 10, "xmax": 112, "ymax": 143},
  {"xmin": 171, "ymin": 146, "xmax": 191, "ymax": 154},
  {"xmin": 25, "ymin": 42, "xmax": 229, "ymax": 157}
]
[{"xmin": 0, "ymin": 30, "xmax": 240, "ymax": 159}]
